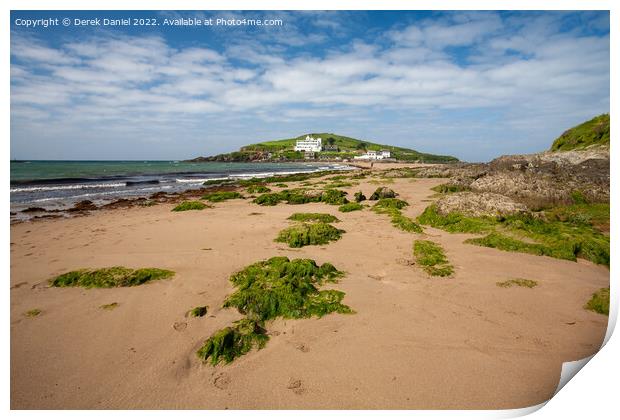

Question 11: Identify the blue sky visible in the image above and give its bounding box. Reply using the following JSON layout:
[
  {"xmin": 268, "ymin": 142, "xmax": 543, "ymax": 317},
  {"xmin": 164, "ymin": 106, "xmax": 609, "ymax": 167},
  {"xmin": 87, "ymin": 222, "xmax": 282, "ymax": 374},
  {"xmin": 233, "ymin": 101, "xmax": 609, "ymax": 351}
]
[{"xmin": 10, "ymin": 10, "xmax": 610, "ymax": 162}]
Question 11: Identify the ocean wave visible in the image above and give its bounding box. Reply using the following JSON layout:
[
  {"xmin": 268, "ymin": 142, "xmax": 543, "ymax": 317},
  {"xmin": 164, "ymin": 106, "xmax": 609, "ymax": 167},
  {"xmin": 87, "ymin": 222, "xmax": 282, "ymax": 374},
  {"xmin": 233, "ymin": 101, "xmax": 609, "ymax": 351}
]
[
  {"xmin": 11, "ymin": 183, "xmax": 126, "ymax": 193},
  {"xmin": 30, "ymin": 185, "xmax": 174, "ymax": 202}
]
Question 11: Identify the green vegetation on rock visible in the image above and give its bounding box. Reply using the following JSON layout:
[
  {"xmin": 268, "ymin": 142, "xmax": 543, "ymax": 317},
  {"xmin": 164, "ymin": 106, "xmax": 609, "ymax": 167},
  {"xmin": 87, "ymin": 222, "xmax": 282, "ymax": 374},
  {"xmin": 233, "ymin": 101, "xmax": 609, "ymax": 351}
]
[
  {"xmin": 413, "ymin": 240, "xmax": 454, "ymax": 277},
  {"xmin": 201, "ymin": 191, "xmax": 243, "ymax": 202},
  {"xmin": 431, "ymin": 183, "xmax": 471, "ymax": 194},
  {"xmin": 551, "ymin": 114, "xmax": 610, "ymax": 151},
  {"xmin": 172, "ymin": 201, "xmax": 208, "ymax": 212},
  {"xmin": 253, "ymin": 188, "xmax": 349, "ymax": 206},
  {"xmin": 276, "ymin": 222, "xmax": 344, "ymax": 248},
  {"xmin": 496, "ymin": 278, "xmax": 538, "ymax": 288},
  {"xmin": 50, "ymin": 267, "xmax": 174, "ymax": 288},
  {"xmin": 585, "ymin": 287, "xmax": 610, "ymax": 316},
  {"xmin": 287, "ymin": 213, "xmax": 339, "ymax": 223},
  {"xmin": 417, "ymin": 204, "xmax": 497, "ymax": 233}
]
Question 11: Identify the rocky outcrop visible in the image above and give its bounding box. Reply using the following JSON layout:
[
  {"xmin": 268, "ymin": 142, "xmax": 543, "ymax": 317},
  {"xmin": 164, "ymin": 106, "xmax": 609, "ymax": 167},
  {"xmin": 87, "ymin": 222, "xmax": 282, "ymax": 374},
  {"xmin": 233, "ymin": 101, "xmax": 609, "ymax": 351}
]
[
  {"xmin": 435, "ymin": 192, "xmax": 528, "ymax": 218},
  {"xmin": 369, "ymin": 187, "xmax": 397, "ymax": 200}
]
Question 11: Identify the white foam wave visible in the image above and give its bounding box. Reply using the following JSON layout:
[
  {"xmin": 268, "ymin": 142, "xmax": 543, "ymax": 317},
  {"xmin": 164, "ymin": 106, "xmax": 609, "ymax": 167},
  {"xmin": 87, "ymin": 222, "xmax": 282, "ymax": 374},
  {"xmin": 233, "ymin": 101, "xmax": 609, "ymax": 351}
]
[{"xmin": 11, "ymin": 182, "xmax": 125, "ymax": 193}]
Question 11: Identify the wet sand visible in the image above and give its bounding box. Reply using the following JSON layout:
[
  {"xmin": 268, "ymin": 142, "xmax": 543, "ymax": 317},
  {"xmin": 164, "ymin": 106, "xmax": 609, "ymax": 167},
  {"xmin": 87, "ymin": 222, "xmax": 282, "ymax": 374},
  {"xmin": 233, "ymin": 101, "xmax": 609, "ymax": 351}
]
[{"xmin": 10, "ymin": 172, "xmax": 609, "ymax": 409}]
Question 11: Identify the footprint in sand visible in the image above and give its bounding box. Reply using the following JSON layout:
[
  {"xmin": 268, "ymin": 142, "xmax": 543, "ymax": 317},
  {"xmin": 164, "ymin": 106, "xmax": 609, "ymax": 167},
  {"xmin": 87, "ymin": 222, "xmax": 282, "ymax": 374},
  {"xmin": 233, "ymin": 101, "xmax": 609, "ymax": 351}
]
[
  {"xmin": 173, "ymin": 321, "xmax": 187, "ymax": 332},
  {"xmin": 295, "ymin": 343, "xmax": 310, "ymax": 353},
  {"xmin": 287, "ymin": 379, "xmax": 306, "ymax": 395},
  {"xmin": 213, "ymin": 372, "xmax": 231, "ymax": 390},
  {"xmin": 10, "ymin": 282, "xmax": 28, "ymax": 290}
]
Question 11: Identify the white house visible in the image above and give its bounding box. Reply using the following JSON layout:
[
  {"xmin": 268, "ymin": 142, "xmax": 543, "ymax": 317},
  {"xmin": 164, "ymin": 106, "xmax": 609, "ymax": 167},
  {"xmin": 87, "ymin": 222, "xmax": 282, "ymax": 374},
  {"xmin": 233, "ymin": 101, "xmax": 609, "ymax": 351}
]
[
  {"xmin": 353, "ymin": 150, "xmax": 391, "ymax": 160},
  {"xmin": 294, "ymin": 135, "xmax": 322, "ymax": 152}
]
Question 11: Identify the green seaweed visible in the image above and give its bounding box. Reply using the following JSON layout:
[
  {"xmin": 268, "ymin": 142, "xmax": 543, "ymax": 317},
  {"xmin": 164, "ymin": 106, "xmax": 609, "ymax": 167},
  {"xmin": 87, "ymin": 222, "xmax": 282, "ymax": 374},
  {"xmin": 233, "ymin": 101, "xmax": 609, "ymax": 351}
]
[
  {"xmin": 172, "ymin": 201, "xmax": 208, "ymax": 212},
  {"xmin": 417, "ymin": 204, "xmax": 496, "ymax": 233},
  {"xmin": 100, "ymin": 302, "xmax": 119, "ymax": 310},
  {"xmin": 338, "ymin": 202, "xmax": 364, "ymax": 212},
  {"xmin": 25, "ymin": 308, "xmax": 42, "ymax": 317},
  {"xmin": 201, "ymin": 191, "xmax": 243, "ymax": 202},
  {"xmin": 196, "ymin": 318, "xmax": 269, "ymax": 365},
  {"xmin": 187, "ymin": 306, "xmax": 208, "ymax": 317},
  {"xmin": 372, "ymin": 199, "xmax": 423, "ymax": 233},
  {"xmin": 496, "ymin": 278, "xmax": 538, "ymax": 288},
  {"xmin": 50, "ymin": 267, "xmax": 174, "ymax": 288},
  {"xmin": 585, "ymin": 287, "xmax": 610, "ymax": 316},
  {"xmin": 246, "ymin": 185, "xmax": 271, "ymax": 194},
  {"xmin": 287, "ymin": 213, "xmax": 340, "ymax": 223},
  {"xmin": 276, "ymin": 222, "xmax": 344, "ymax": 248},
  {"xmin": 413, "ymin": 240, "xmax": 454, "ymax": 277},
  {"xmin": 223, "ymin": 257, "xmax": 351, "ymax": 321}
]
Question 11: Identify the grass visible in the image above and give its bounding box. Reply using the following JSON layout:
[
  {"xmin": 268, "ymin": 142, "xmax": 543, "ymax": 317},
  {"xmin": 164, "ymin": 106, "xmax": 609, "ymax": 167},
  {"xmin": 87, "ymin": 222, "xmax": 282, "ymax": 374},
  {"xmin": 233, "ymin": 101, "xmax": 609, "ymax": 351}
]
[
  {"xmin": 372, "ymin": 199, "xmax": 423, "ymax": 233},
  {"xmin": 197, "ymin": 257, "xmax": 353, "ymax": 365},
  {"xmin": 196, "ymin": 318, "xmax": 269, "ymax": 366},
  {"xmin": 50, "ymin": 267, "xmax": 174, "ymax": 288},
  {"xmin": 246, "ymin": 185, "xmax": 271, "ymax": 194},
  {"xmin": 551, "ymin": 113, "xmax": 610, "ymax": 151},
  {"xmin": 187, "ymin": 306, "xmax": 208, "ymax": 317},
  {"xmin": 496, "ymin": 278, "xmax": 538, "ymax": 288},
  {"xmin": 413, "ymin": 240, "xmax": 454, "ymax": 277},
  {"xmin": 25, "ymin": 308, "xmax": 41, "ymax": 317},
  {"xmin": 201, "ymin": 191, "xmax": 243, "ymax": 202},
  {"xmin": 338, "ymin": 202, "xmax": 364, "ymax": 212},
  {"xmin": 172, "ymin": 201, "xmax": 208, "ymax": 212},
  {"xmin": 584, "ymin": 287, "xmax": 610, "ymax": 316},
  {"xmin": 287, "ymin": 213, "xmax": 340, "ymax": 223},
  {"xmin": 276, "ymin": 222, "xmax": 344, "ymax": 248},
  {"xmin": 100, "ymin": 302, "xmax": 119, "ymax": 310}
]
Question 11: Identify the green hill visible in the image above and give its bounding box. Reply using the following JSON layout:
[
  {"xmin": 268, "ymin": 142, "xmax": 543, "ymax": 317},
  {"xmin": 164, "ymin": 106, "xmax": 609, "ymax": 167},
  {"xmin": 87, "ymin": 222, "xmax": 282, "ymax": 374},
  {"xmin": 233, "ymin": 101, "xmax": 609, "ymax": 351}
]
[
  {"xmin": 236, "ymin": 133, "xmax": 458, "ymax": 163},
  {"xmin": 551, "ymin": 114, "xmax": 610, "ymax": 152}
]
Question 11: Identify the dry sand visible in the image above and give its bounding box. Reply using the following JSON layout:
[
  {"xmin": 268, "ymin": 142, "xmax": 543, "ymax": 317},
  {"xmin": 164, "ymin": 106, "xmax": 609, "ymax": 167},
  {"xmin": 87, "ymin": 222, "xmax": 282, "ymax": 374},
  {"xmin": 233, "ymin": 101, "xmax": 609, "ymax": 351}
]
[{"xmin": 10, "ymin": 172, "xmax": 609, "ymax": 409}]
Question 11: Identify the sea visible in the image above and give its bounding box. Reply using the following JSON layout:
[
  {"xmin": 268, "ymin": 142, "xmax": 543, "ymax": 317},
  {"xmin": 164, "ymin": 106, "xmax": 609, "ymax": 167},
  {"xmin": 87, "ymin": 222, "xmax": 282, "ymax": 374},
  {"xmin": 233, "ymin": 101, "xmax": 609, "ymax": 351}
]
[{"xmin": 10, "ymin": 160, "xmax": 353, "ymax": 213}]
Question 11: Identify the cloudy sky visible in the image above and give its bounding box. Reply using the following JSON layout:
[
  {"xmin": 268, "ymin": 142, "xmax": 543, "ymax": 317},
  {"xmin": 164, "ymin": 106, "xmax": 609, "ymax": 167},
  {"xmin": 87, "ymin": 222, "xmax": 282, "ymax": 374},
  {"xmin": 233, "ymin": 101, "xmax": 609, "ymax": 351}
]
[{"xmin": 10, "ymin": 10, "xmax": 609, "ymax": 162}]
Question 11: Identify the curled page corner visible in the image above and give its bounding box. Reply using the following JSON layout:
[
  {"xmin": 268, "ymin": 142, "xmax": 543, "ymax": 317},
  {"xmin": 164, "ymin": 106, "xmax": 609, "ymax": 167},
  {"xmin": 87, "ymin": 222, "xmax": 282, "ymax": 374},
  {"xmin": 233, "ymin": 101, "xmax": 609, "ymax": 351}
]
[{"xmin": 553, "ymin": 355, "xmax": 595, "ymax": 397}]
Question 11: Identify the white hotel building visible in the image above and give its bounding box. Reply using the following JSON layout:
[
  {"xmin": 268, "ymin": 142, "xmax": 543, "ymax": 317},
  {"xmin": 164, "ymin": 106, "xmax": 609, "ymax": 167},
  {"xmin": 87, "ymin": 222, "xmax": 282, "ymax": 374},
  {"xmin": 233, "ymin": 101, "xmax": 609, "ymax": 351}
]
[
  {"xmin": 353, "ymin": 150, "xmax": 391, "ymax": 160},
  {"xmin": 294, "ymin": 136, "xmax": 323, "ymax": 152}
]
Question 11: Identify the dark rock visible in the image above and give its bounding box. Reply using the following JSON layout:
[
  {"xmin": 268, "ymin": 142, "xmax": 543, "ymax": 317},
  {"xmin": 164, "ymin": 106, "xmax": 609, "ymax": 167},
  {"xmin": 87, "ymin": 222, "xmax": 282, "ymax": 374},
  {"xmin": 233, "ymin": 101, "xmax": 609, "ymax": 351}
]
[{"xmin": 369, "ymin": 187, "xmax": 397, "ymax": 200}]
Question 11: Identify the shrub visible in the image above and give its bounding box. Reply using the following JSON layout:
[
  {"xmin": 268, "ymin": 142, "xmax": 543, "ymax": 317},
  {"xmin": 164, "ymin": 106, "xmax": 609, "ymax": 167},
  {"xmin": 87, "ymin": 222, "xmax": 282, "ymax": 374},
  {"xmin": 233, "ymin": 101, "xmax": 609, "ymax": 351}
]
[
  {"xmin": 585, "ymin": 287, "xmax": 610, "ymax": 315},
  {"xmin": 413, "ymin": 240, "xmax": 454, "ymax": 277},
  {"xmin": 50, "ymin": 267, "xmax": 174, "ymax": 288},
  {"xmin": 172, "ymin": 201, "xmax": 208, "ymax": 211},
  {"xmin": 201, "ymin": 191, "xmax": 243, "ymax": 202},
  {"xmin": 338, "ymin": 202, "xmax": 363, "ymax": 212},
  {"xmin": 287, "ymin": 213, "xmax": 340, "ymax": 223},
  {"xmin": 276, "ymin": 223, "xmax": 344, "ymax": 248}
]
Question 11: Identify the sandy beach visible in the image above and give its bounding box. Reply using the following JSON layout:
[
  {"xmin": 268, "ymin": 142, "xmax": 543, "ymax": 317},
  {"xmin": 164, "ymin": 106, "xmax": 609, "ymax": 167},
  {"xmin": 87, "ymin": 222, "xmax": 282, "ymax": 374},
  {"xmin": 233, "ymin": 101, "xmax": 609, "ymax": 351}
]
[{"xmin": 10, "ymin": 168, "xmax": 609, "ymax": 409}]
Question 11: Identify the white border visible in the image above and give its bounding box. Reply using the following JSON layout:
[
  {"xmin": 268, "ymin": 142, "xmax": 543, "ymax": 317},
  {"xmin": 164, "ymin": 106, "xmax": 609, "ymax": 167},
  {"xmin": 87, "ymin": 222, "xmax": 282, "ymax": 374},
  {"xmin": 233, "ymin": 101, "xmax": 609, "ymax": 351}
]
[{"xmin": 3, "ymin": 1, "xmax": 616, "ymax": 419}]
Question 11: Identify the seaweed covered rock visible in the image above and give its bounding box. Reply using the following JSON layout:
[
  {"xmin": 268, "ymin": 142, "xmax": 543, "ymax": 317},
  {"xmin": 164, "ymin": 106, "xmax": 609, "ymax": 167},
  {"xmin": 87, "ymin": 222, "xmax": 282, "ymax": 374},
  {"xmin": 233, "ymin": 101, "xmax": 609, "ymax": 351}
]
[
  {"xmin": 435, "ymin": 192, "xmax": 528, "ymax": 218},
  {"xmin": 354, "ymin": 191, "xmax": 367, "ymax": 202},
  {"xmin": 369, "ymin": 187, "xmax": 397, "ymax": 200},
  {"xmin": 196, "ymin": 318, "xmax": 269, "ymax": 365},
  {"xmin": 276, "ymin": 222, "xmax": 344, "ymax": 247}
]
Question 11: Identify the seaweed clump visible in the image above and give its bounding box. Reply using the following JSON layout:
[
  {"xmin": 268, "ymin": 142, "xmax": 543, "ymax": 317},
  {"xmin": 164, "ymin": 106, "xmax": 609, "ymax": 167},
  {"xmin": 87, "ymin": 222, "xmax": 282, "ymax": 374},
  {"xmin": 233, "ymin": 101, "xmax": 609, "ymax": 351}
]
[
  {"xmin": 287, "ymin": 213, "xmax": 340, "ymax": 223},
  {"xmin": 372, "ymin": 199, "xmax": 423, "ymax": 233},
  {"xmin": 187, "ymin": 306, "xmax": 208, "ymax": 317},
  {"xmin": 276, "ymin": 223, "xmax": 344, "ymax": 248},
  {"xmin": 50, "ymin": 267, "xmax": 174, "ymax": 288},
  {"xmin": 201, "ymin": 191, "xmax": 243, "ymax": 202},
  {"xmin": 413, "ymin": 240, "xmax": 454, "ymax": 277},
  {"xmin": 338, "ymin": 202, "xmax": 364, "ymax": 212},
  {"xmin": 172, "ymin": 201, "xmax": 208, "ymax": 212},
  {"xmin": 584, "ymin": 287, "xmax": 609, "ymax": 316},
  {"xmin": 197, "ymin": 257, "xmax": 352, "ymax": 365}
]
